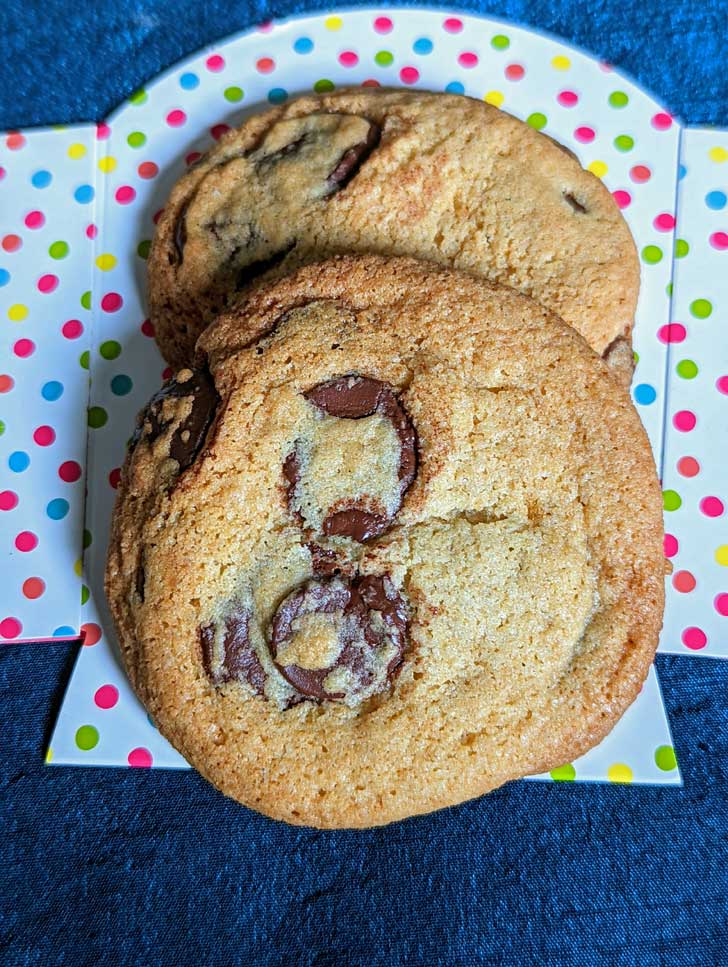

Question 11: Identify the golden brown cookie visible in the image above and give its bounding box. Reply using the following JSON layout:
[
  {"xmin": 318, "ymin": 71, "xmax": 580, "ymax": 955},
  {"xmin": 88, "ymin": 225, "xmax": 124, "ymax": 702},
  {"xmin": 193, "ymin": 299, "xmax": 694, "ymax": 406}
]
[
  {"xmin": 148, "ymin": 88, "xmax": 639, "ymax": 369},
  {"xmin": 107, "ymin": 256, "xmax": 663, "ymax": 828}
]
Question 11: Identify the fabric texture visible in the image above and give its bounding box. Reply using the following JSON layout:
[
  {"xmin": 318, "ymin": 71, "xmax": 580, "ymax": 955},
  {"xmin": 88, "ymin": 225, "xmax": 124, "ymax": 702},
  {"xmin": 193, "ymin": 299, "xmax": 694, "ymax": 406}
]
[{"xmin": 1, "ymin": 2, "xmax": 727, "ymax": 965}]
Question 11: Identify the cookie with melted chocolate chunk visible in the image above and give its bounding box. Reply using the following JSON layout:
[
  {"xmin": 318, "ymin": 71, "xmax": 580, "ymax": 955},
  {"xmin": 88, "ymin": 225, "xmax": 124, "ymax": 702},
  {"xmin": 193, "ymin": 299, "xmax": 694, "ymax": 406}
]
[
  {"xmin": 149, "ymin": 89, "xmax": 639, "ymax": 376},
  {"xmin": 107, "ymin": 256, "xmax": 663, "ymax": 829}
]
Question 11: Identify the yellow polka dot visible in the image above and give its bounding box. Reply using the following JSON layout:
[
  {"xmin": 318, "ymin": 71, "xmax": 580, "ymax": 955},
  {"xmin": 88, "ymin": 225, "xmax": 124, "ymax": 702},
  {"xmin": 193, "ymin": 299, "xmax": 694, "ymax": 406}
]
[
  {"xmin": 8, "ymin": 303, "xmax": 28, "ymax": 322},
  {"xmin": 709, "ymin": 146, "xmax": 728, "ymax": 163},
  {"xmin": 45, "ymin": 747, "xmax": 54, "ymax": 764},
  {"xmin": 68, "ymin": 142, "xmax": 87, "ymax": 159},
  {"xmin": 588, "ymin": 160, "xmax": 608, "ymax": 178},
  {"xmin": 608, "ymin": 763, "xmax": 633, "ymax": 784},
  {"xmin": 551, "ymin": 55, "xmax": 571, "ymax": 70},
  {"xmin": 98, "ymin": 156, "xmax": 117, "ymax": 173},
  {"xmin": 484, "ymin": 90, "xmax": 504, "ymax": 108},
  {"xmin": 715, "ymin": 545, "xmax": 728, "ymax": 567},
  {"xmin": 324, "ymin": 15, "xmax": 343, "ymax": 30},
  {"xmin": 95, "ymin": 253, "xmax": 117, "ymax": 272},
  {"xmin": 74, "ymin": 557, "xmax": 83, "ymax": 577}
]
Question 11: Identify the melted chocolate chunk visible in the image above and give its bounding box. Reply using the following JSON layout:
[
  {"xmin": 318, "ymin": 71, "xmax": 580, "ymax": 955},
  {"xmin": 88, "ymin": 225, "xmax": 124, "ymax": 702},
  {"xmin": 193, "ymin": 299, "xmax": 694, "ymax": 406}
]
[
  {"xmin": 270, "ymin": 574, "xmax": 408, "ymax": 703},
  {"xmin": 563, "ymin": 191, "xmax": 588, "ymax": 214},
  {"xmin": 235, "ymin": 242, "xmax": 296, "ymax": 291},
  {"xmin": 130, "ymin": 370, "xmax": 219, "ymax": 472},
  {"xmin": 135, "ymin": 563, "xmax": 145, "ymax": 602},
  {"xmin": 254, "ymin": 134, "xmax": 310, "ymax": 170},
  {"xmin": 325, "ymin": 122, "xmax": 381, "ymax": 194},
  {"xmin": 172, "ymin": 201, "xmax": 189, "ymax": 265},
  {"xmin": 199, "ymin": 608, "xmax": 265, "ymax": 694}
]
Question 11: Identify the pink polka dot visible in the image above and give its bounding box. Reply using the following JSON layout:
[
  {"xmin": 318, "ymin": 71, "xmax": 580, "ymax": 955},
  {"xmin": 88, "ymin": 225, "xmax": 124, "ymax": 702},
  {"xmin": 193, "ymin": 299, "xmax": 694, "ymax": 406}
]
[
  {"xmin": 81, "ymin": 622, "xmax": 102, "ymax": 645},
  {"xmin": 361, "ymin": 79, "xmax": 380, "ymax": 88},
  {"xmin": 0, "ymin": 374, "xmax": 13, "ymax": 393},
  {"xmin": 663, "ymin": 533, "xmax": 678, "ymax": 557},
  {"xmin": 186, "ymin": 152, "xmax": 202, "ymax": 166},
  {"xmin": 141, "ymin": 319, "xmax": 155, "ymax": 337},
  {"xmin": 709, "ymin": 232, "xmax": 728, "ymax": 250},
  {"xmin": 257, "ymin": 20, "xmax": 273, "ymax": 33},
  {"xmin": 162, "ymin": 365, "xmax": 174, "ymax": 381},
  {"xmin": 256, "ymin": 57, "xmax": 275, "ymax": 74},
  {"xmin": 96, "ymin": 122, "xmax": 111, "ymax": 140},
  {"xmin": 138, "ymin": 161, "xmax": 158, "ymax": 179},
  {"xmin": 374, "ymin": 16, "xmax": 393, "ymax": 33},
  {"xmin": 24, "ymin": 210, "xmax": 45, "ymax": 229},
  {"xmin": 62, "ymin": 319, "xmax": 83, "ymax": 339},
  {"xmin": 658, "ymin": 323, "xmax": 686, "ymax": 344},
  {"xmin": 400, "ymin": 66, "xmax": 419, "ymax": 84},
  {"xmin": 715, "ymin": 593, "xmax": 728, "ymax": 617},
  {"xmin": 94, "ymin": 684, "xmax": 119, "ymax": 709},
  {"xmin": 115, "ymin": 185, "xmax": 136, "ymax": 205},
  {"xmin": 86, "ymin": 224, "xmax": 98, "ymax": 240},
  {"xmin": 211, "ymin": 124, "xmax": 230, "ymax": 141},
  {"xmin": 15, "ymin": 531, "xmax": 38, "ymax": 552},
  {"xmin": 557, "ymin": 90, "xmax": 579, "ymax": 107},
  {"xmin": 672, "ymin": 570, "xmax": 696, "ymax": 593},
  {"xmin": 700, "ymin": 496, "xmax": 724, "ymax": 518},
  {"xmin": 2, "ymin": 234, "xmax": 21, "ymax": 253},
  {"xmin": 654, "ymin": 213, "xmax": 675, "ymax": 231},
  {"xmin": 37, "ymin": 274, "xmax": 58, "ymax": 293},
  {"xmin": 630, "ymin": 164, "xmax": 651, "ymax": 183},
  {"xmin": 677, "ymin": 456, "xmax": 700, "ymax": 477},
  {"xmin": 0, "ymin": 166, "xmax": 5, "ymax": 180},
  {"xmin": 153, "ymin": 209, "xmax": 164, "ymax": 224},
  {"xmin": 33, "ymin": 425, "xmax": 55, "ymax": 447},
  {"xmin": 652, "ymin": 112, "xmax": 673, "ymax": 131},
  {"xmin": 128, "ymin": 747, "xmax": 153, "ymax": 768},
  {"xmin": 205, "ymin": 54, "xmax": 225, "ymax": 72},
  {"xmin": 458, "ymin": 52, "xmax": 479, "ymax": 68},
  {"xmin": 58, "ymin": 460, "xmax": 82, "ymax": 483},
  {"xmin": 575, "ymin": 126, "xmax": 596, "ymax": 144},
  {"xmin": 0, "ymin": 617, "xmax": 22, "ymax": 639},
  {"xmin": 109, "ymin": 467, "xmax": 121, "ymax": 489},
  {"xmin": 22, "ymin": 577, "xmax": 45, "ymax": 599},
  {"xmin": 673, "ymin": 410, "xmax": 696, "ymax": 432},
  {"xmin": 339, "ymin": 51, "xmax": 359, "ymax": 67},
  {"xmin": 612, "ymin": 189, "xmax": 631, "ymax": 209},
  {"xmin": 13, "ymin": 338, "xmax": 35, "ymax": 358},
  {"xmin": 717, "ymin": 375, "xmax": 728, "ymax": 395},
  {"xmin": 0, "ymin": 491, "xmax": 18, "ymax": 511},
  {"xmin": 166, "ymin": 109, "xmax": 187, "ymax": 127},
  {"xmin": 682, "ymin": 627, "xmax": 707, "ymax": 650},
  {"xmin": 505, "ymin": 64, "xmax": 525, "ymax": 81},
  {"xmin": 443, "ymin": 17, "xmax": 463, "ymax": 32},
  {"xmin": 101, "ymin": 292, "xmax": 123, "ymax": 312},
  {"xmin": 6, "ymin": 132, "xmax": 26, "ymax": 151}
]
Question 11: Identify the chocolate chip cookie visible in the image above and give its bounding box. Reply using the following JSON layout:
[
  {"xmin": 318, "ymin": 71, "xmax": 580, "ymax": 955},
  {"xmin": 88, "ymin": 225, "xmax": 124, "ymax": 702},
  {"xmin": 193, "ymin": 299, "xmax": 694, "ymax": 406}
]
[
  {"xmin": 107, "ymin": 255, "xmax": 663, "ymax": 828},
  {"xmin": 148, "ymin": 88, "xmax": 639, "ymax": 373}
]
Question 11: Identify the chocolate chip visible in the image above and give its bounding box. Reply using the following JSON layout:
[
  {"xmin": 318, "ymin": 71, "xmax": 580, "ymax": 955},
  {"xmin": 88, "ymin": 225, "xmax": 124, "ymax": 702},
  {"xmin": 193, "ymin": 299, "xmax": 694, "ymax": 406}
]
[
  {"xmin": 563, "ymin": 192, "xmax": 588, "ymax": 214},
  {"xmin": 172, "ymin": 201, "xmax": 189, "ymax": 265},
  {"xmin": 322, "ymin": 508, "xmax": 389, "ymax": 543},
  {"xmin": 325, "ymin": 122, "xmax": 381, "ymax": 194},
  {"xmin": 135, "ymin": 563, "xmax": 145, "ymax": 602},
  {"xmin": 270, "ymin": 574, "xmax": 408, "ymax": 703},
  {"xmin": 199, "ymin": 608, "xmax": 266, "ymax": 694},
  {"xmin": 254, "ymin": 134, "xmax": 310, "ymax": 170},
  {"xmin": 235, "ymin": 242, "xmax": 296, "ymax": 291}
]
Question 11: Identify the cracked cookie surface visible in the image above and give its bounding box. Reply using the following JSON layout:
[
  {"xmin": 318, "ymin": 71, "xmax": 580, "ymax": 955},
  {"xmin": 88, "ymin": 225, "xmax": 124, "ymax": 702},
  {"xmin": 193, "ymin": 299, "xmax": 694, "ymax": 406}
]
[
  {"xmin": 107, "ymin": 255, "xmax": 663, "ymax": 828},
  {"xmin": 148, "ymin": 89, "xmax": 639, "ymax": 370}
]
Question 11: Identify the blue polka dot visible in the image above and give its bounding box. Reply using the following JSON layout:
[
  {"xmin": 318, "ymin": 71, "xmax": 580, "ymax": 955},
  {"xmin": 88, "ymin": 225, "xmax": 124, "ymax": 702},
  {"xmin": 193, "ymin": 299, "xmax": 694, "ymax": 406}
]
[
  {"xmin": 705, "ymin": 190, "xmax": 727, "ymax": 210},
  {"xmin": 678, "ymin": 164, "xmax": 687, "ymax": 180},
  {"xmin": 53, "ymin": 625, "xmax": 76, "ymax": 638},
  {"xmin": 445, "ymin": 81, "xmax": 465, "ymax": 95},
  {"xmin": 268, "ymin": 87, "xmax": 288, "ymax": 104},
  {"xmin": 633, "ymin": 383, "xmax": 657, "ymax": 405},
  {"xmin": 9, "ymin": 451, "xmax": 30, "ymax": 473},
  {"xmin": 31, "ymin": 169, "xmax": 52, "ymax": 188},
  {"xmin": 293, "ymin": 36, "xmax": 314, "ymax": 54},
  {"xmin": 74, "ymin": 184, "xmax": 94, "ymax": 204},
  {"xmin": 180, "ymin": 72, "xmax": 199, "ymax": 90},
  {"xmin": 46, "ymin": 498, "xmax": 69, "ymax": 520},
  {"xmin": 42, "ymin": 380, "xmax": 64, "ymax": 401},
  {"xmin": 147, "ymin": 713, "xmax": 158, "ymax": 729},
  {"xmin": 413, "ymin": 37, "xmax": 434, "ymax": 55},
  {"xmin": 110, "ymin": 374, "xmax": 133, "ymax": 396},
  {"xmin": 0, "ymin": 268, "xmax": 9, "ymax": 287}
]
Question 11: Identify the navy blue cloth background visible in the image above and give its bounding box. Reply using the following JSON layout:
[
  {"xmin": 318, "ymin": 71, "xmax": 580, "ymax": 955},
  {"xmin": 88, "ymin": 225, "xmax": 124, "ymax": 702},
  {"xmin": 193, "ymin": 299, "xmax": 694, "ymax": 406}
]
[{"xmin": 2, "ymin": 2, "xmax": 727, "ymax": 965}]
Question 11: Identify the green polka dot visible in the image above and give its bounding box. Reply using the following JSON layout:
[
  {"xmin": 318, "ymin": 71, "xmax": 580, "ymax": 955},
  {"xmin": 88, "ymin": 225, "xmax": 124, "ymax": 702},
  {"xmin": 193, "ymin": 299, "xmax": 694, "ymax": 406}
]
[
  {"xmin": 641, "ymin": 245, "xmax": 663, "ymax": 264},
  {"xmin": 690, "ymin": 298, "xmax": 712, "ymax": 319},
  {"xmin": 127, "ymin": 131, "xmax": 146, "ymax": 148},
  {"xmin": 80, "ymin": 291, "xmax": 92, "ymax": 310},
  {"xmin": 75, "ymin": 725, "xmax": 99, "ymax": 751},
  {"xmin": 527, "ymin": 112, "xmax": 547, "ymax": 131},
  {"xmin": 609, "ymin": 90, "xmax": 629, "ymax": 108},
  {"xmin": 79, "ymin": 350, "xmax": 90, "ymax": 370},
  {"xmin": 81, "ymin": 584, "xmax": 89, "ymax": 605},
  {"xmin": 83, "ymin": 528, "xmax": 92, "ymax": 549},
  {"xmin": 614, "ymin": 134, "xmax": 634, "ymax": 152},
  {"xmin": 663, "ymin": 489, "xmax": 682, "ymax": 512},
  {"xmin": 100, "ymin": 339, "xmax": 121, "ymax": 360},
  {"xmin": 374, "ymin": 51, "xmax": 393, "ymax": 67},
  {"xmin": 550, "ymin": 764, "xmax": 576, "ymax": 781},
  {"xmin": 49, "ymin": 240, "xmax": 69, "ymax": 260},
  {"xmin": 633, "ymin": 350, "xmax": 639, "ymax": 364},
  {"xmin": 88, "ymin": 406, "xmax": 108, "ymax": 429},
  {"xmin": 491, "ymin": 34, "xmax": 510, "ymax": 50},
  {"xmin": 314, "ymin": 79, "xmax": 335, "ymax": 93},
  {"xmin": 129, "ymin": 88, "xmax": 148, "ymax": 105},
  {"xmin": 137, "ymin": 239, "xmax": 151, "ymax": 260},
  {"xmin": 0, "ymin": 420, "xmax": 5, "ymax": 436},
  {"xmin": 676, "ymin": 359, "xmax": 698, "ymax": 379},
  {"xmin": 674, "ymin": 239, "xmax": 689, "ymax": 258},
  {"xmin": 654, "ymin": 745, "xmax": 677, "ymax": 771},
  {"xmin": 666, "ymin": 282, "xmax": 673, "ymax": 296},
  {"xmin": 224, "ymin": 86, "xmax": 243, "ymax": 102}
]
